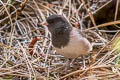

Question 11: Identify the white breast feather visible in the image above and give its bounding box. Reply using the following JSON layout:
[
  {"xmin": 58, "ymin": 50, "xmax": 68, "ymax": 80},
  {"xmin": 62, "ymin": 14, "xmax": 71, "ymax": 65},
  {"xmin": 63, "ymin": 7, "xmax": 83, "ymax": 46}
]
[{"xmin": 54, "ymin": 28, "xmax": 92, "ymax": 58}]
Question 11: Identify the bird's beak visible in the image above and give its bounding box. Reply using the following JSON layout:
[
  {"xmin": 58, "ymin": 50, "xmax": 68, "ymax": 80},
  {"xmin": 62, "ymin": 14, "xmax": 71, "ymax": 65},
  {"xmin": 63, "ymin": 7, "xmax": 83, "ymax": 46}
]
[{"xmin": 42, "ymin": 22, "xmax": 48, "ymax": 26}]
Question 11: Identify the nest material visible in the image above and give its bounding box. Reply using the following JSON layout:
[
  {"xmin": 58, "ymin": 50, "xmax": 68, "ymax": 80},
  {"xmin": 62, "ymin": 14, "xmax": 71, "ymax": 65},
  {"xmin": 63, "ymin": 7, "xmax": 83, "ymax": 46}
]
[{"xmin": 0, "ymin": 0, "xmax": 120, "ymax": 80}]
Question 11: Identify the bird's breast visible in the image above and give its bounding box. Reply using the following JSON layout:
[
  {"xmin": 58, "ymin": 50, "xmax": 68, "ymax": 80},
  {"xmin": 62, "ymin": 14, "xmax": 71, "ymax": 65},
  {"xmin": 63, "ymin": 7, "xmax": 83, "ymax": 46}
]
[{"xmin": 54, "ymin": 28, "xmax": 92, "ymax": 58}]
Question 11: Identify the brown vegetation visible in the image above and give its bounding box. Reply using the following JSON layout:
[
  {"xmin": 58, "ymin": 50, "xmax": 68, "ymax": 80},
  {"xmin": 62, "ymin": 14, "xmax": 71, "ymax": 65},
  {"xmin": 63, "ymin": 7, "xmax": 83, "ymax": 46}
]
[{"xmin": 0, "ymin": 0, "xmax": 120, "ymax": 80}]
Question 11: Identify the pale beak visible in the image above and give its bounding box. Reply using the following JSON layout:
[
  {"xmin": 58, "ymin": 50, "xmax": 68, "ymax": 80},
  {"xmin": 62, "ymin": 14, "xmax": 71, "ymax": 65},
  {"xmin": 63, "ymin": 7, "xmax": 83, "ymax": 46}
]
[{"xmin": 41, "ymin": 22, "xmax": 48, "ymax": 26}]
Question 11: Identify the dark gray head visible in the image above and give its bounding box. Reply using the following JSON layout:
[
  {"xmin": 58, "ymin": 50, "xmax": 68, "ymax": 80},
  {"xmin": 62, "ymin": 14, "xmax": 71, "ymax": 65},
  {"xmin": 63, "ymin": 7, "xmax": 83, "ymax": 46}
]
[
  {"xmin": 46, "ymin": 15, "xmax": 72, "ymax": 33},
  {"xmin": 46, "ymin": 14, "xmax": 72, "ymax": 48}
]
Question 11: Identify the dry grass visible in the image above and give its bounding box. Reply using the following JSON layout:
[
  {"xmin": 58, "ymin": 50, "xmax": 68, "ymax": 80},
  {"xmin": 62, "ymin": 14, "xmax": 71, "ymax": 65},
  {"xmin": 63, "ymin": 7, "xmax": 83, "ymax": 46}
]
[{"xmin": 0, "ymin": 0, "xmax": 120, "ymax": 80}]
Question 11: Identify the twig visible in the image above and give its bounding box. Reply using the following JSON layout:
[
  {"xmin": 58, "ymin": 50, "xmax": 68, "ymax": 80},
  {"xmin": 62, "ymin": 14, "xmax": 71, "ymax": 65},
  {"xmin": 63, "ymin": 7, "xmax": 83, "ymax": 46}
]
[
  {"xmin": 114, "ymin": 0, "xmax": 119, "ymax": 20},
  {"xmin": 85, "ymin": 20, "xmax": 120, "ymax": 31}
]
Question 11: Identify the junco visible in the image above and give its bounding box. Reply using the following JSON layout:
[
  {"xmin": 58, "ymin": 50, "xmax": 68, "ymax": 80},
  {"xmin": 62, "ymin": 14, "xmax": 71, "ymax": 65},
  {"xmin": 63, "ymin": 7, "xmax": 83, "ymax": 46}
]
[{"xmin": 46, "ymin": 14, "xmax": 92, "ymax": 58}]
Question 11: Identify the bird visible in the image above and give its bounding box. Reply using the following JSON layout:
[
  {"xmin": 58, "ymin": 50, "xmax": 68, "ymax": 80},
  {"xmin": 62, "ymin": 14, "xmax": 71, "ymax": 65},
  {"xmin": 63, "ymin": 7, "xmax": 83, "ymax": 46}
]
[{"xmin": 46, "ymin": 14, "xmax": 92, "ymax": 59}]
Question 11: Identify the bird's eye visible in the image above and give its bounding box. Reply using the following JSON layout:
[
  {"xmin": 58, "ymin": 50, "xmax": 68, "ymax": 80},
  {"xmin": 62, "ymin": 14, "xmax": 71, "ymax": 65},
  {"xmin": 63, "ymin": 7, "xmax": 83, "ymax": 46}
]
[
  {"xmin": 51, "ymin": 21, "xmax": 54, "ymax": 23},
  {"xmin": 47, "ymin": 19, "xmax": 55, "ymax": 24}
]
